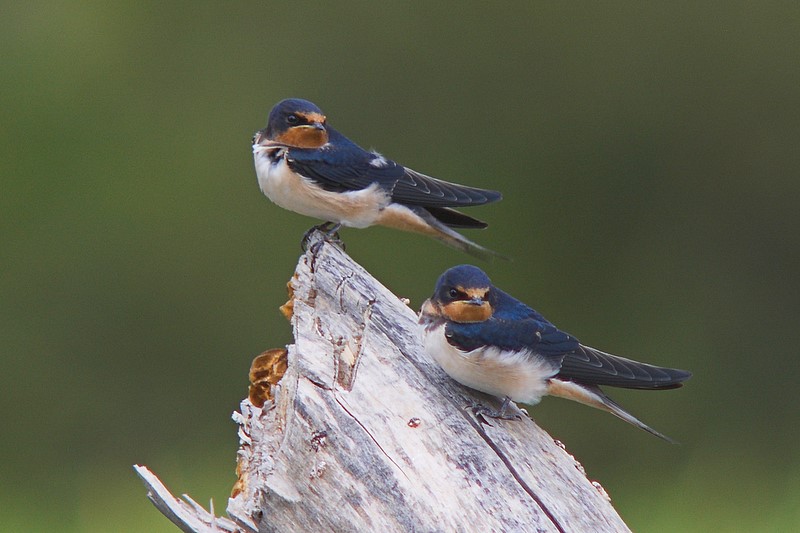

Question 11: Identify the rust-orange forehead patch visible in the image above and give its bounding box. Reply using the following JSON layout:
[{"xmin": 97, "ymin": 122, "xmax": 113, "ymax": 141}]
[
  {"xmin": 297, "ymin": 111, "xmax": 326, "ymax": 124},
  {"xmin": 457, "ymin": 286, "xmax": 489, "ymax": 300}
]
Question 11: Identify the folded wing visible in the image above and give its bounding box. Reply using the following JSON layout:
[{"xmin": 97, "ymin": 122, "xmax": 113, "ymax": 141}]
[
  {"xmin": 558, "ymin": 345, "xmax": 692, "ymax": 389},
  {"xmin": 286, "ymin": 128, "xmax": 502, "ymax": 208}
]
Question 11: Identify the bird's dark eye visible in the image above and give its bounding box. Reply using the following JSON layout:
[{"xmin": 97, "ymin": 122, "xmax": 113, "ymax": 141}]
[
  {"xmin": 287, "ymin": 114, "xmax": 300, "ymax": 125},
  {"xmin": 448, "ymin": 288, "xmax": 460, "ymax": 299}
]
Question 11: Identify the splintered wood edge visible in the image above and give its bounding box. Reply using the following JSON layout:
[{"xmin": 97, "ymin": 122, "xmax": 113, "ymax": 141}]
[
  {"xmin": 137, "ymin": 232, "xmax": 630, "ymax": 532},
  {"xmin": 133, "ymin": 464, "xmax": 251, "ymax": 533}
]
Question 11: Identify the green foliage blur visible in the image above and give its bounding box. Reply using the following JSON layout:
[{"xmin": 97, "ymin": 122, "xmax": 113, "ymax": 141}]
[{"xmin": 2, "ymin": 3, "xmax": 799, "ymax": 531}]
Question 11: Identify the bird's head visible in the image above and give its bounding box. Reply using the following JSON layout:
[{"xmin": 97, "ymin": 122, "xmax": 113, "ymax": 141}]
[
  {"xmin": 253, "ymin": 98, "xmax": 329, "ymax": 148},
  {"xmin": 425, "ymin": 265, "xmax": 495, "ymax": 323}
]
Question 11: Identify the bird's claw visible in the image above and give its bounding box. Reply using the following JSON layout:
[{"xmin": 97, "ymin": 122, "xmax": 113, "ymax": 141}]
[
  {"xmin": 301, "ymin": 222, "xmax": 345, "ymax": 254},
  {"xmin": 467, "ymin": 397, "xmax": 523, "ymax": 424}
]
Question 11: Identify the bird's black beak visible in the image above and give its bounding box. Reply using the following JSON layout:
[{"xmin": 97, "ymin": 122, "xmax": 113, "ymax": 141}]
[
  {"xmin": 253, "ymin": 129, "xmax": 266, "ymax": 145},
  {"xmin": 467, "ymin": 296, "xmax": 485, "ymax": 306}
]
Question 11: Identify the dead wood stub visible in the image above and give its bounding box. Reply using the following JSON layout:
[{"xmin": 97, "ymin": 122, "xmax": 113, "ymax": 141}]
[{"xmin": 137, "ymin": 233, "xmax": 631, "ymax": 533}]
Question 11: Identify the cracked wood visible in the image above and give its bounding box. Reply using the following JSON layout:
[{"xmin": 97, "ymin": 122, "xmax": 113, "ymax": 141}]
[
  {"xmin": 136, "ymin": 231, "xmax": 631, "ymax": 532},
  {"xmin": 226, "ymin": 233, "xmax": 631, "ymax": 533}
]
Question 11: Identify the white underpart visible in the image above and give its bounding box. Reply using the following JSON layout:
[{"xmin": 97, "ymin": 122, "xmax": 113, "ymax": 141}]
[
  {"xmin": 253, "ymin": 145, "xmax": 391, "ymax": 228},
  {"xmin": 422, "ymin": 323, "xmax": 560, "ymax": 404}
]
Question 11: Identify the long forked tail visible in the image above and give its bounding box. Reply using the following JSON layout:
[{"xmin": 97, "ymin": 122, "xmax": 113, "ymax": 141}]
[
  {"xmin": 546, "ymin": 378, "xmax": 678, "ymax": 443},
  {"xmin": 375, "ymin": 203, "xmax": 507, "ymax": 260},
  {"xmin": 412, "ymin": 206, "xmax": 507, "ymax": 261},
  {"xmin": 433, "ymin": 227, "xmax": 507, "ymax": 261}
]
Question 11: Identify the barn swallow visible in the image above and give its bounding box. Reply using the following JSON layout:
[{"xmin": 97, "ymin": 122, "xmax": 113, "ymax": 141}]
[
  {"xmin": 252, "ymin": 98, "xmax": 503, "ymax": 259},
  {"xmin": 419, "ymin": 265, "xmax": 692, "ymax": 441}
]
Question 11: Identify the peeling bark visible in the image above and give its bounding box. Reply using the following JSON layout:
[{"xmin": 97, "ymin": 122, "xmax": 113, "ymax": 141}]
[{"xmin": 137, "ymin": 233, "xmax": 631, "ymax": 532}]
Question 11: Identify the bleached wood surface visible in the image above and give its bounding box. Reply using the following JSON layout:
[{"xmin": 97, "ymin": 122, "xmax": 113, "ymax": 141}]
[{"xmin": 137, "ymin": 233, "xmax": 631, "ymax": 533}]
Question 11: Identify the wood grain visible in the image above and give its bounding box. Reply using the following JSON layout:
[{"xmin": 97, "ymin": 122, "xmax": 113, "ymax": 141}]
[{"xmin": 138, "ymin": 232, "xmax": 631, "ymax": 533}]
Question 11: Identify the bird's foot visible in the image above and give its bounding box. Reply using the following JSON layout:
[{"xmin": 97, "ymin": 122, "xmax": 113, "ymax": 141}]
[
  {"xmin": 301, "ymin": 222, "xmax": 345, "ymax": 254},
  {"xmin": 468, "ymin": 397, "xmax": 523, "ymax": 424}
]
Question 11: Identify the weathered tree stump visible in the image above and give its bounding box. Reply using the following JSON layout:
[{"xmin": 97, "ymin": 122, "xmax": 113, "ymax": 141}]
[{"xmin": 136, "ymin": 233, "xmax": 631, "ymax": 532}]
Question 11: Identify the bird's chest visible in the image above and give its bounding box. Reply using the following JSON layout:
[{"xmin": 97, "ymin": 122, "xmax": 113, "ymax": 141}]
[
  {"xmin": 421, "ymin": 323, "xmax": 558, "ymax": 405},
  {"xmin": 254, "ymin": 150, "xmax": 316, "ymax": 211},
  {"xmin": 253, "ymin": 149, "xmax": 390, "ymax": 228}
]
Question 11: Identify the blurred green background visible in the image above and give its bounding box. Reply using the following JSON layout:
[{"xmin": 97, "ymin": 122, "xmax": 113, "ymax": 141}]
[{"xmin": 2, "ymin": 2, "xmax": 798, "ymax": 531}]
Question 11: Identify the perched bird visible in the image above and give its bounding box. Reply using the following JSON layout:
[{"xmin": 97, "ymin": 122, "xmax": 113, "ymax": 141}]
[
  {"xmin": 252, "ymin": 98, "xmax": 503, "ymax": 259},
  {"xmin": 419, "ymin": 265, "xmax": 692, "ymax": 441}
]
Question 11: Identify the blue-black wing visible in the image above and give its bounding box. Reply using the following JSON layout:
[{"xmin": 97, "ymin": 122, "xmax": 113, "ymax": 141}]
[
  {"xmin": 558, "ymin": 345, "xmax": 692, "ymax": 389},
  {"xmin": 286, "ymin": 128, "xmax": 502, "ymax": 208},
  {"xmin": 450, "ymin": 287, "xmax": 692, "ymax": 389},
  {"xmin": 444, "ymin": 317, "xmax": 579, "ymax": 359}
]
